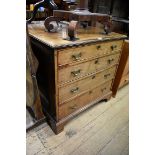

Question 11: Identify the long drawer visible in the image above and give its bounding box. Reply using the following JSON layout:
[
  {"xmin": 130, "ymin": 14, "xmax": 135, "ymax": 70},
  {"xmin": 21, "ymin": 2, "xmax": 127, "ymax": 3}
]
[
  {"xmin": 58, "ymin": 66, "xmax": 116, "ymax": 104},
  {"xmin": 58, "ymin": 53, "xmax": 120, "ymax": 84},
  {"xmin": 58, "ymin": 80, "xmax": 112, "ymax": 120},
  {"xmin": 58, "ymin": 40, "xmax": 123, "ymax": 66}
]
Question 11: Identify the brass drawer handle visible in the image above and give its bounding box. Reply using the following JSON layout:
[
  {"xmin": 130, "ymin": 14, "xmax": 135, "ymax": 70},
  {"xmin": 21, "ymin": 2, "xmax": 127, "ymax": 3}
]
[
  {"xmin": 69, "ymin": 104, "xmax": 78, "ymax": 110},
  {"xmin": 104, "ymin": 73, "xmax": 111, "ymax": 78},
  {"xmin": 70, "ymin": 87, "xmax": 79, "ymax": 94},
  {"xmin": 96, "ymin": 45, "xmax": 101, "ymax": 50},
  {"xmin": 111, "ymin": 45, "xmax": 117, "ymax": 50},
  {"xmin": 72, "ymin": 53, "xmax": 82, "ymax": 61},
  {"xmin": 101, "ymin": 88, "xmax": 107, "ymax": 92},
  {"xmin": 107, "ymin": 58, "xmax": 114, "ymax": 64},
  {"xmin": 71, "ymin": 69, "xmax": 81, "ymax": 77},
  {"xmin": 95, "ymin": 58, "xmax": 99, "ymax": 64}
]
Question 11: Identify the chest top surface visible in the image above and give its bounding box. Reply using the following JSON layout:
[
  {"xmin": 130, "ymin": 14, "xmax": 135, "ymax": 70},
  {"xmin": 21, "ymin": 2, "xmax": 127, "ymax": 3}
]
[{"xmin": 28, "ymin": 22, "xmax": 127, "ymax": 49}]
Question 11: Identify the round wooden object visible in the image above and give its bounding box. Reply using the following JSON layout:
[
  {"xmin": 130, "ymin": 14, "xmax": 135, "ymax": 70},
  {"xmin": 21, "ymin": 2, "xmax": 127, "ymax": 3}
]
[{"xmin": 68, "ymin": 21, "xmax": 78, "ymax": 40}]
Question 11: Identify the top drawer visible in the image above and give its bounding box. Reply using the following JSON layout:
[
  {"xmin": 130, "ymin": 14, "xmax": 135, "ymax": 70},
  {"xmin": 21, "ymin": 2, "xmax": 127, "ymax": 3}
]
[{"xmin": 58, "ymin": 40, "xmax": 123, "ymax": 66}]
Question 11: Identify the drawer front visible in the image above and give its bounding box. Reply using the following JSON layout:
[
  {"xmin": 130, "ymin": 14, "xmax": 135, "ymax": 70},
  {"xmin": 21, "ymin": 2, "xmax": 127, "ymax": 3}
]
[
  {"xmin": 58, "ymin": 66, "xmax": 116, "ymax": 104},
  {"xmin": 58, "ymin": 53, "xmax": 120, "ymax": 84},
  {"xmin": 58, "ymin": 40, "xmax": 123, "ymax": 66},
  {"xmin": 58, "ymin": 80, "xmax": 112, "ymax": 120}
]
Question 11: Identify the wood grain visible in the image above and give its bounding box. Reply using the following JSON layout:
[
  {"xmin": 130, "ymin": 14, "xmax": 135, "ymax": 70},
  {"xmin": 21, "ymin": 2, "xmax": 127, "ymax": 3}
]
[
  {"xmin": 26, "ymin": 85, "xmax": 128, "ymax": 155},
  {"xmin": 122, "ymin": 58, "xmax": 129, "ymax": 76},
  {"xmin": 112, "ymin": 40, "xmax": 129, "ymax": 95},
  {"xmin": 58, "ymin": 67, "xmax": 116, "ymax": 104},
  {"xmin": 34, "ymin": 86, "xmax": 128, "ymax": 155},
  {"xmin": 58, "ymin": 53, "xmax": 121, "ymax": 84},
  {"xmin": 58, "ymin": 40, "xmax": 123, "ymax": 66},
  {"xmin": 66, "ymin": 95, "xmax": 128, "ymax": 155},
  {"xmin": 58, "ymin": 80, "xmax": 112, "ymax": 120},
  {"xmin": 26, "ymin": 25, "xmax": 44, "ymax": 120}
]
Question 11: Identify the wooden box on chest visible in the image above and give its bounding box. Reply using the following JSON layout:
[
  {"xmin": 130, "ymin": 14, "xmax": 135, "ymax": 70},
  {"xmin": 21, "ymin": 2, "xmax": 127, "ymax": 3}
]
[{"xmin": 28, "ymin": 24, "xmax": 127, "ymax": 134}]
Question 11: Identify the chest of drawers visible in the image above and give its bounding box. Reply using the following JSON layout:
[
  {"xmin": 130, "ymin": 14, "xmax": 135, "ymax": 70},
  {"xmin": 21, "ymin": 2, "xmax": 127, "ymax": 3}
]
[{"xmin": 28, "ymin": 24, "xmax": 127, "ymax": 134}]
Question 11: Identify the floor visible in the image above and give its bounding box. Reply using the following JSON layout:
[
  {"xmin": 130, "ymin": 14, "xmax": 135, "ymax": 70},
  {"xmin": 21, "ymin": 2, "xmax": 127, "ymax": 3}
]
[{"xmin": 26, "ymin": 85, "xmax": 129, "ymax": 155}]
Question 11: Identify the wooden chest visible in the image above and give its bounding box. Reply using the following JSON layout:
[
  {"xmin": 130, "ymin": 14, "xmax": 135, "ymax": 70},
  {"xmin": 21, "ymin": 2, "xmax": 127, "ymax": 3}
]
[{"xmin": 28, "ymin": 24, "xmax": 127, "ymax": 134}]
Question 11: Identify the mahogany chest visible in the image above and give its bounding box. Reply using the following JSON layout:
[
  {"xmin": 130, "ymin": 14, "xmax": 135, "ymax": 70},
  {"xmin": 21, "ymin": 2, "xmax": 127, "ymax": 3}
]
[{"xmin": 28, "ymin": 23, "xmax": 127, "ymax": 134}]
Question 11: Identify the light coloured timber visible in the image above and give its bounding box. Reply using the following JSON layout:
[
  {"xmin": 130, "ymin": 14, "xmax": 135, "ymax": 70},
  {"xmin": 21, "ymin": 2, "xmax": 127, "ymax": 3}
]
[
  {"xmin": 58, "ymin": 53, "xmax": 120, "ymax": 84},
  {"xmin": 58, "ymin": 40, "xmax": 123, "ymax": 66},
  {"xmin": 26, "ymin": 85, "xmax": 128, "ymax": 155},
  {"xmin": 97, "ymin": 124, "xmax": 129, "ymax": 155},
  {"xmin": 28, "ymin": 24, "xmax": 126, "ymax": 48}
]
